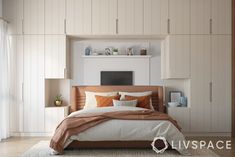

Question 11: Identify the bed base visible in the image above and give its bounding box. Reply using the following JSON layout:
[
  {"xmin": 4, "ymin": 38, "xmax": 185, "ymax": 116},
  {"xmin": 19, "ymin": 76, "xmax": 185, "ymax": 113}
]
[{"xmin": 66, "ymin": 141, "xmax": 171, "ymax": 150}]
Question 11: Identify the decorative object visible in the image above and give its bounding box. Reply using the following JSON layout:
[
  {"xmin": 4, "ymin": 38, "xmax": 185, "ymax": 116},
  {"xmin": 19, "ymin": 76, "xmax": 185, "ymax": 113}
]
[
  {"xmin": 140, "ymin": 48, "xmax": 147, "ymax": 55},
  {"xmin": 112, "ymin": 48, "xmax": 119, "ymax": 55},
  {"xmin": 105, "ymin": 47, "xmax": 112, "ymax": 55},
  {"xmin": 169, "ymin": 91, "xmax": 182, "ymax": 103},
  {"xmin": 180, "ymin": 96, "xmax": 187, "ymax": 107},
  {"xmin": 126, "ymin": 47, "xmax": 134, "ymax": 55},
  {"xmin": 92, "ymin": 49, "xmax": 99, "ymax": 55},
  {"xmin": 54, "ymin": 94, "xmax": 63, "ymax": 106},
  {"xmin": 168, "ymin": 102, "xmax": 180, "ymax": 107},
  {"xmin": 85, "ymin": 46, "xmax": 92, "ymax": 56}
]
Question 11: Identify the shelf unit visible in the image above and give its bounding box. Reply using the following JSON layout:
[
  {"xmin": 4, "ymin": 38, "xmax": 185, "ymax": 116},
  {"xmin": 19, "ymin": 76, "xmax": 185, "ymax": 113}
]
[{"xmin": 82, "ymin": 55, "xmax": 152, "ymax": 58}]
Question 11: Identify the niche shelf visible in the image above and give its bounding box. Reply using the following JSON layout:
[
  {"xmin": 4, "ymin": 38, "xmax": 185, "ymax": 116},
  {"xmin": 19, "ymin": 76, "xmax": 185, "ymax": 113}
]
[
  {"xmin": 82, "ymin": 55, "xmax": 152, "ymax": 58},
  {"xmin": 45, "ymin": 79, "xmax": 70, "ymax": 107}
]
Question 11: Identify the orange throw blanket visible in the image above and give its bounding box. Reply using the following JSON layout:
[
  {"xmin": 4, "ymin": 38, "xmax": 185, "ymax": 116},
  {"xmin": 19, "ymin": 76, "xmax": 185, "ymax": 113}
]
[{"xmin": 50, "ymin": 110, "xmax": 180, "ymax": 153}]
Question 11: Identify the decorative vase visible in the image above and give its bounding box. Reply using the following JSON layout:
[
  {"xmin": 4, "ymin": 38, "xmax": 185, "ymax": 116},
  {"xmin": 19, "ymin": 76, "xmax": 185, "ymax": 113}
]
[{"xmin": 54, "ymin": 100, "xmax": 63, "ymax": 106}]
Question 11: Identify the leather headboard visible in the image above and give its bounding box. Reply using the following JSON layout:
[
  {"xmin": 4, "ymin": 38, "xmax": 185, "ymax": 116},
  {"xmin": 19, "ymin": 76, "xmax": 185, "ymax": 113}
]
[{"xmin": 70, "ymin": 86, "xmax": 166, "ymax": 113}]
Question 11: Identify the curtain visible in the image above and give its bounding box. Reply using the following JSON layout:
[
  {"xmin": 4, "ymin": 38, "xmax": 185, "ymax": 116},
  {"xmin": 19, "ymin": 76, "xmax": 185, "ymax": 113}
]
[{"xmin": 0, "ymin": 20, "xmax": 10, "ymax": 141}]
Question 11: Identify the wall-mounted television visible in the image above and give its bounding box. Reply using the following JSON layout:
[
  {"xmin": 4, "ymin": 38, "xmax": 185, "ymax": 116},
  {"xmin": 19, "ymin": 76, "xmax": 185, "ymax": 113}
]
[{"xmin": 101, "ymin": 71, "xmax": 133, "ymax": 85}]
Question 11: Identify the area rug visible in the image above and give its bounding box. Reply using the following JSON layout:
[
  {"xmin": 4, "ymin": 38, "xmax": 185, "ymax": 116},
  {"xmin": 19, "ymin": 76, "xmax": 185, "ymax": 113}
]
[{"xmin": 20, "ymin": 141, "xmax": 219, "ymax": 157}]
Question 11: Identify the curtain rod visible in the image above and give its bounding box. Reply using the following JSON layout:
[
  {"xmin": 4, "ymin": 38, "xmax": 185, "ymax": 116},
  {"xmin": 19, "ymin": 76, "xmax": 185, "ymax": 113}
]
[{"xmin": 0, "ymin": 17, "xmax": 9, "ymax": 23}]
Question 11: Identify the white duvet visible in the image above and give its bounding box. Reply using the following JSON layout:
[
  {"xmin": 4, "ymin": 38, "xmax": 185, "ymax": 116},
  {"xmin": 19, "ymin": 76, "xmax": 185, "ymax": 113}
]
[{"xmin": 63, "ymin": 106, "xmax": 189, "ymax": 155}]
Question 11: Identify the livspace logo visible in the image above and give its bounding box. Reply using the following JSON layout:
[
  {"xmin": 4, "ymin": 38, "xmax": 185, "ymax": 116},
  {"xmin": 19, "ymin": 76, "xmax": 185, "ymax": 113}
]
[{"xmin": 151, "ymin": 136, "xmax": 232, "ymax": 154}]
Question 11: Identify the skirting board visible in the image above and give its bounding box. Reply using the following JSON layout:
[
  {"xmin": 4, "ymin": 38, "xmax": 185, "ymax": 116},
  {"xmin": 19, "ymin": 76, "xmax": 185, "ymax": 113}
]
[
  {"xmin": 184, "ymin": 132, "xmax": 231, "ymax": 137},
  {"xmin": 10, "ymin": 132, "xmax": 231, "ymax": 137},
  {"xmin": 10, "ymin": 132, "xmax": 53, "ymax": 137}
]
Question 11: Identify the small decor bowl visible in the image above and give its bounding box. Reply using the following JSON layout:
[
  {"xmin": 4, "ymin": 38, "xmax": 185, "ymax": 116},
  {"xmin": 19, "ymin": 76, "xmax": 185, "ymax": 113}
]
[
  {"xmin": 54, "ymin": 100, "xmax": 63, "ymax": 106},
  {"xmin": 168, "ymin": 102, "xmax": 180, "ymax": 107}
]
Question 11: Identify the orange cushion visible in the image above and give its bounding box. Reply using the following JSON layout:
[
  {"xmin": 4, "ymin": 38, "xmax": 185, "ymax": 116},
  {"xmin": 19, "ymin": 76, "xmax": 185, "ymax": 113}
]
[
  {"xmin": 95, "ymin": 95, "xmax": 121, "ymax": 107},
  {"xmin": 125, "ymin": 95, "xmax": 151, "ymax": 109}
]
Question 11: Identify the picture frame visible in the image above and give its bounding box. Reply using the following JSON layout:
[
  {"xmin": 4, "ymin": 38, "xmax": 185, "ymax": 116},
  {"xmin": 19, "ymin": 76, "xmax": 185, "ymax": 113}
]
[{"xmin": 169, "ymin": 91, "xmax": 182, "ymax": 102}]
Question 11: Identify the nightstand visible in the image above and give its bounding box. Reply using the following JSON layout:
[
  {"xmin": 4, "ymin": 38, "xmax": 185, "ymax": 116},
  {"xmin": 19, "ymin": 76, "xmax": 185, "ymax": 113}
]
[
  {"xmin": 167, "ymin": 107, "xmax": 190, "ymax": 132},
  {"xmin": 45, "ymin": 106, "xmax": 69, "ymax": 134}
]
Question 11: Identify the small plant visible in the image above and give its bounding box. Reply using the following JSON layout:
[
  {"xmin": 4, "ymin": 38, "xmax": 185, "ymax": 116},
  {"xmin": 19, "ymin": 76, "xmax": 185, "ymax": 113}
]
[
  {"xmin": 113, "ymin": 48, "xmax": 118, "ymax": 52},
  {"xmin": 54, "ymin": 94, "xmax": 63, "ymax": 106}
]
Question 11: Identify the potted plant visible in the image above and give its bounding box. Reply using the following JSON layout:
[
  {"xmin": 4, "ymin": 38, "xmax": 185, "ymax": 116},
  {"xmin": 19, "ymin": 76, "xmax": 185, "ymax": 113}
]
[
  {"xmin": 112, "ymin": 48, "xmax": 119, "ymax": 55},
  {"xmin": 54, "ymin": 94, "xmax": 63, "ymax": 106}
]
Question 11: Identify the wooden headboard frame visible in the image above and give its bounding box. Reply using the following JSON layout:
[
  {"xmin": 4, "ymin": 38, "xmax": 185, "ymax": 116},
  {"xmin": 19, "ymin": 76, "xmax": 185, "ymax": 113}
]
[{"xmin": 70, "ymin": 86, "xmax": 166, "ymax": 113}]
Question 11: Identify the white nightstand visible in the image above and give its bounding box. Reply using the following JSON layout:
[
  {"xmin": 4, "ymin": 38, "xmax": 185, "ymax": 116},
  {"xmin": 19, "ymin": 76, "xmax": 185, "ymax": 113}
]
[
  {"xmin": 45, "ymin": 106, "xmax": 69, "ymax": 134},
  {"xmin": 167, "ymin": 107, "xmax": 190, "ymax": 132}
]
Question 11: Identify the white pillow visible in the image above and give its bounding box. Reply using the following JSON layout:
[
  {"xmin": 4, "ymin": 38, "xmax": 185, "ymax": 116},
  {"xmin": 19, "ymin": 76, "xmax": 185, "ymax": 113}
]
[
  {"xmin": 84, "ymin": 91, "xmax": 118, "ymax": 109},
  {"xmin": 113, "ymin": 100, "xmax": 138, "ymax": 107},
  {"xmin": 119, "ymin": 91, "xmax": 154, "ymax": 110},
  {"xmin": 119, "ymin": 91, "xmax": 152, "ymax": 100}
]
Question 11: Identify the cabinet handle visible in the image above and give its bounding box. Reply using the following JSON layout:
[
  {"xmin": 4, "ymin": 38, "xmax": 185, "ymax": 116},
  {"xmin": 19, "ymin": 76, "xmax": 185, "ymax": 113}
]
[
  {"xmin": 22, "ymin": 19, "xmax": 24, "ymax": 34},
  {"xmin": 116, "ymin": 19, "xmax": 118, "ymax": 34},
  {"xmin": 167, "ymin": 19, "xmax": 170, "ymax": 34},
  {"xmin": 64, "ymin": 68, "xmax": 67, "ymax": 78},
  {"xmin": 21, "ymin": 83, "xmax": 24, "ymax": 102},
  {"xmin": 64, "ymin": 19, "xmax": 66, "ymax": 34},
  {"xmin": 209, "ymin": 82, "xmax": 212, "ymax": 102},
  {"xmin": 210, "ymin": 19, "xmax": 212, "ymax": 34}
]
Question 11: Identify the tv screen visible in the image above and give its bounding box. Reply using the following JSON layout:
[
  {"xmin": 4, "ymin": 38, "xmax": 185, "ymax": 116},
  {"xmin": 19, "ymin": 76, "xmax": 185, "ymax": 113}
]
[{"xmin": 101, "ymin": 71, "xmax": 133, "ymax": 85}]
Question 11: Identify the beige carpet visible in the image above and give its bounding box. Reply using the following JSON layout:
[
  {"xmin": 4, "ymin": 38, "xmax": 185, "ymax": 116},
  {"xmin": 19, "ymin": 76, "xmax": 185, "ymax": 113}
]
[{"xmin": 20, "ymin": 141, "xmax": 219, "ymax": 157}]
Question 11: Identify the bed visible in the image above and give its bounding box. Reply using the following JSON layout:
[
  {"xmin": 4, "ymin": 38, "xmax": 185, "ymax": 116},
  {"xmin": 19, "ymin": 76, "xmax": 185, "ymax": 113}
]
[
  {"xmin": 67, "ymin": 85, "xmax": 165, "ymax": 149},
  {"xmin": 50, "ymin": 86, "xmax": 188, "ymax": 155}
]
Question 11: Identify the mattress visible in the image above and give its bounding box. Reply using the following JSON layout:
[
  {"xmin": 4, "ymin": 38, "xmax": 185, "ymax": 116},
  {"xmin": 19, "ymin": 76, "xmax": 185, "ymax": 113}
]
[{"xmin": 63, "ymin": 106, "xmax": 189, "ymax": 155}]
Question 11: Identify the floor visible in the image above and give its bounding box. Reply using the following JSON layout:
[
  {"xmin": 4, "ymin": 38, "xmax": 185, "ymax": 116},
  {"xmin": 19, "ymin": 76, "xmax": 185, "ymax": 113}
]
[{"xmin": 0, "ymin": 137, "xmax": 235, "ymax": 157}]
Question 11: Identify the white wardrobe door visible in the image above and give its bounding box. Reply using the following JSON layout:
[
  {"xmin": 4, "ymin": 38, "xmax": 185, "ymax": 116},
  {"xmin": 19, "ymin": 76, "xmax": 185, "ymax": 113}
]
[
  {"xmin": 211, "ymin": 35, "xmax": 231, "ymax": 132},
  {"xmin": 167, "ymin": 35, "xmax": 190, "ymax": 78},
  {"xmin": 23, "ymin": 0, "xmax": 45, "ymax": 34},
  {"xmin": 211, "ymin": 0, "xmax": 231, "ymax": 34},
  {"xmin": 144, "ymin": 0, "xmax": 168, "ymax": 35},
  {"xmin": 190, "ymin": 0, "xmax": 211, "ymax": 34},
  {"xmin": 169, "ymin": 0, "xmax": 190, "ymax": 34},
  {"xmin": 190, "ymin": 35, "xmax": 211, "ymax": 132},
  {"xmin": 45, "ymin": 35, "xmax": 66, "ymax": 79},
  {"xmin": 3, "ymin": 0, "xmax": 23, "ymax": 34},
  {"xmin": 92, "ymin": 0, "xmax": 117, "ymax": 35},
  {"xmin": 66, "ymin": 0, "xmax": 92, "ymax": 35},
  {"xmin": 45, "ymin": 0, "xmax": 66, "ymax": 34},
  {"xmin": 118, "ymin": 0, "xmax": 143, "ymax": 35},
  {"xmin": 9, "ymin": 35, "xmax": 24, "ymax": 133},
  {"xmin": 23, "ymin": 35, "xmax": 45, "ymax": 132}
]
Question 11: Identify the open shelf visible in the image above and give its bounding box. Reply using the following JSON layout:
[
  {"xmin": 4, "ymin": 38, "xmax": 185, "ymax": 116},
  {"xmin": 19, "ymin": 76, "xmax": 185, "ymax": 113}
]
[
  {"xmin": 45, "ymin": 79, "xmax": 70, "ymax": 107},
  {"xmin": 82, "ymin": 55, "xmax": 152, "ymax": 58}
]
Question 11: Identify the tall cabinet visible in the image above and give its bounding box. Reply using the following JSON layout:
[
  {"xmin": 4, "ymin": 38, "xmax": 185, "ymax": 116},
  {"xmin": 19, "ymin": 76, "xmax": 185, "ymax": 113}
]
[
  {"xmin": 211, "ymin": 35, "xmax": 231, "ymax": 132},
  {"xmin": 23, "ymin": 35, "xmax": 45, "ymax": 132},
  {"xmin": 190, "ymin": 35, "xmax": 211, "ymax": 132},
  {"xmin": 8, "ymin": 36, "xmax": 24, "ymax": 133}
]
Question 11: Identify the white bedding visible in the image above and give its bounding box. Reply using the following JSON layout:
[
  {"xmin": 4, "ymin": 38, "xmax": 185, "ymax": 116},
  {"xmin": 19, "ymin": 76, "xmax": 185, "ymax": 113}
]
[{"xmin": 63, "ymin": 107, "xmax": 189, "ymax": 155}]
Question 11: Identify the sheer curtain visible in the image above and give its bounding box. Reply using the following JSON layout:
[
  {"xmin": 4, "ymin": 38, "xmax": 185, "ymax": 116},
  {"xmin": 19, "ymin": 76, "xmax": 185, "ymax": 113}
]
[{"xmin": 0, "ymin": 20, "xmax": 10, "ymax": 141}]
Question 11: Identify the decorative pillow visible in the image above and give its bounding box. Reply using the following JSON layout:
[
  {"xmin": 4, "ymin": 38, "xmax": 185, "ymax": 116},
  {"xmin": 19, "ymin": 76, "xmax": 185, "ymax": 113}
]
[
  {"xmin": 95, "ymin": 95, "xmax": 121, "ymax": 107},
  {"xmin": 125, "ymin": 95, "xmax": 151, "ymax": 109},
  {"xmin": 119, "ymin": 91, "xmax": 152, "ymax": 100},
  {"xmin": 119, "ymin": 91, "xmax": 154, "ymax": 110},
  {"xmin": 113, "ymin": 99, "xmax": 138, "ymax": 107},
  {"xmin": 84, "ymin": 91, "xmax": 118, "ymax": 109}
]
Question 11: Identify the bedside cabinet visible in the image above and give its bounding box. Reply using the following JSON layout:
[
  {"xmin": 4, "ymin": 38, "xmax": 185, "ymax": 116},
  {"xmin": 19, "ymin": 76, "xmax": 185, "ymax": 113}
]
[
  {"xmin": 167, "ymin": 107, "xmax": 190, "ymax": 133},
  {"xmin": 45, "ymin": 106, "xmax": 69, "ymax": 134}
]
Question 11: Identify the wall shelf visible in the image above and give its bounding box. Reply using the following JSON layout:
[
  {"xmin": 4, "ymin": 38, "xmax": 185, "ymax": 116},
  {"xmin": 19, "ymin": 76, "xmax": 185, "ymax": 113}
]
[{"xmin": 82, "ymin": 55, "xmax": 152, "ymax": 58}]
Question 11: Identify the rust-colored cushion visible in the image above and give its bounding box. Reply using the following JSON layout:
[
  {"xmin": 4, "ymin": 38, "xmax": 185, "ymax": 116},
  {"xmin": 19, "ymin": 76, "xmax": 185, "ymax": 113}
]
[
  {"xmin": 95, "ymin": 95, "xmax": 121, "ymax": 107},
  {"xmin": 125, "ymin": 95, "xmax": 151, "ymax": 109}
]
